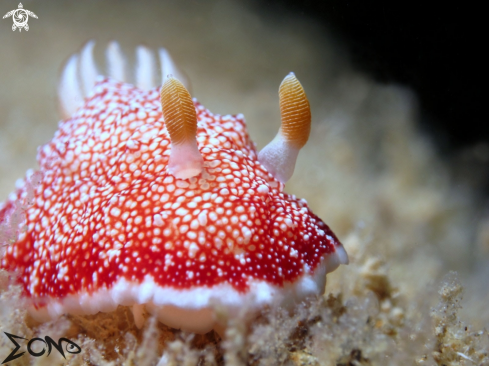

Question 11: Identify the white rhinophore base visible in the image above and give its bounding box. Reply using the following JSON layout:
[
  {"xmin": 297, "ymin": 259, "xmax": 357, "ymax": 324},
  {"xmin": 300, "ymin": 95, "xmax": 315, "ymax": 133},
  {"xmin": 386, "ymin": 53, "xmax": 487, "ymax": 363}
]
[
  {"xmin": 258, "ymin": 134, "xmax": 300, "ymax": 184},
  {"xmin": 168, "ymin": 141, "xmax": 204, "ymax": 180}
]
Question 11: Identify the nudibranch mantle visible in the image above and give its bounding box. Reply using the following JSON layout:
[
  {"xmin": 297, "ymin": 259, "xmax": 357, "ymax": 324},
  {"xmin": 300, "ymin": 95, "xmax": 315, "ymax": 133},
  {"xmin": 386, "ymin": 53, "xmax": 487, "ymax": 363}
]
[{"xmin": 0, "ymin": 44, "xmax": 348, "ymax": 334}]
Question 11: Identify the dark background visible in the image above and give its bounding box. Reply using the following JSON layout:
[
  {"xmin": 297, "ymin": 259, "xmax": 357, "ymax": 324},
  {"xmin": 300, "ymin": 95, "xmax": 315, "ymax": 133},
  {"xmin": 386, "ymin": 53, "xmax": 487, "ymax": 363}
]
[{"xmin": 254, "ymin": 1, "xmax": 484, "ymax": 155}]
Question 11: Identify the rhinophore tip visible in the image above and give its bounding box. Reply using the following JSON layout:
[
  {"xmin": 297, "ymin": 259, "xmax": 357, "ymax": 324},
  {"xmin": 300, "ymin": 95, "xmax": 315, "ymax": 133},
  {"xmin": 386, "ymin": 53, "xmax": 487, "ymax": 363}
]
[
  {"xmin": 160, "ymin": 76, "xmax": 204, "ymax": 179},
  {"xmin": 258, "ymin": 72, "xmax": 311, "ymax": 183}
]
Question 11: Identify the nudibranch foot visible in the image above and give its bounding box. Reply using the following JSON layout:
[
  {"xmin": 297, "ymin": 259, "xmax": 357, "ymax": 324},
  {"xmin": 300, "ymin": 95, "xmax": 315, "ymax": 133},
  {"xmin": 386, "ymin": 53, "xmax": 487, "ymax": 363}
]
[
  {"xmin": 27, "ymin": 251, "xmax": 340, "ymax": 334},
  {"xmin": 0, "ymin": 42, "xmax": 348, "ymax": 335},
  {"xmin": 131, "ymin": 303, "xmax": 146, "ymax": 329}
]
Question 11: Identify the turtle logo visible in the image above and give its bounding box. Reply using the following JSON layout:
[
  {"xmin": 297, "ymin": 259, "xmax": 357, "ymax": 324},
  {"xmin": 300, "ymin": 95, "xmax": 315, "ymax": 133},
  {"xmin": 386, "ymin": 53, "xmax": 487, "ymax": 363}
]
[{"xmin": 3, "ymin": 3, "xmax": 38, "ymax": 32}]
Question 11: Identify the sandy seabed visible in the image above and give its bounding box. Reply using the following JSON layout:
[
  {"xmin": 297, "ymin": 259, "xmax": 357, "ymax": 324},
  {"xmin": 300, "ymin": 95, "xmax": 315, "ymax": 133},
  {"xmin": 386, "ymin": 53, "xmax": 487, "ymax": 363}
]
[{"xmin": 1, "ymin": 1, "xmax": 488, "ymax": 365}]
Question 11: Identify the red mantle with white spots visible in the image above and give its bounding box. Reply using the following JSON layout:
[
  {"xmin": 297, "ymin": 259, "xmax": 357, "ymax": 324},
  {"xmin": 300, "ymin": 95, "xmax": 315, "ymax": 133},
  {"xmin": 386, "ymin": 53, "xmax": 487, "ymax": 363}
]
[{"xmin": 0, "ymin": 78, "xmax": 343, "ymax": 311}]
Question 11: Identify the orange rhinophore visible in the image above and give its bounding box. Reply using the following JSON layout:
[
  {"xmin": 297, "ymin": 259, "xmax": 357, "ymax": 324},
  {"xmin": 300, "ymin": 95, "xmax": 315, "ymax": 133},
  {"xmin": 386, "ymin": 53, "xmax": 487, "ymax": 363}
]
[
  {"xmin": 258, "ymin": 72, "xmax": 312, "ymax": 183},
  {"xmin": 161, "ymin": 76, "xmax": 204, "ymax": 179},
  {"xmin": 278, "ymin": 72, "xmax": 311, "ymax": 149}
]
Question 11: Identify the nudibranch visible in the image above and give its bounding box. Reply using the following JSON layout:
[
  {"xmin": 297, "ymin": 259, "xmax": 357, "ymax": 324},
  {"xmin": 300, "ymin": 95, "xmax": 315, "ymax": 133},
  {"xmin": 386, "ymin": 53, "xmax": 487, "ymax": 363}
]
[{"xmin": 0, "ymin": 42, "xmax": 348, "ymax": 333}]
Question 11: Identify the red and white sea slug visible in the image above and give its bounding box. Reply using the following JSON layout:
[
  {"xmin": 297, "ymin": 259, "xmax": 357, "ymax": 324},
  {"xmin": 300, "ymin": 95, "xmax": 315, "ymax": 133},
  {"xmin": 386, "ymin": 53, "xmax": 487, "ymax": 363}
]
[{"xmin": 0, "ymin": 41, "xmax": 348, "ymax": 333}]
